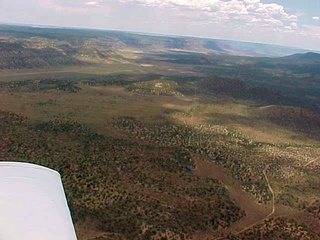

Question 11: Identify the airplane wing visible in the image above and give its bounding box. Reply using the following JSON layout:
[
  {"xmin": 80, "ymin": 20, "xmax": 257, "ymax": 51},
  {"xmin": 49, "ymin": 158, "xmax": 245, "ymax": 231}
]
[{"xmin": 0, "ymin": 162, "xmax": 77, "ymax": 240}]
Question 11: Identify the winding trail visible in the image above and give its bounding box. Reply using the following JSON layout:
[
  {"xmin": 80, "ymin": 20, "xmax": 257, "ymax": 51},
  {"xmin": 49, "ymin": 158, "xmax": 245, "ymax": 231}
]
[
  {"xmin": 212, "ymin": 165, "xmax": 275, "ymax": 240},
  {"xmin": 227, "ymin": 165, "xmax": 275, "ymax": 237},
  {"xmin": 263, "ymin": 165, "xmax": 275, "ymax": 217},
  {"xmin": 304, "ymin": 157, "xmax": 319, "ymax": 167}
]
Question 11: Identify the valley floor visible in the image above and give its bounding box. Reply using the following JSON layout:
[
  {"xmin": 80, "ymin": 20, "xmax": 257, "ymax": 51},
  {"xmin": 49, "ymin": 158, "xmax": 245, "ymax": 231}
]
[{"xmin": 0, "ymin": 63, "xmax": 319, "ymax": 240}]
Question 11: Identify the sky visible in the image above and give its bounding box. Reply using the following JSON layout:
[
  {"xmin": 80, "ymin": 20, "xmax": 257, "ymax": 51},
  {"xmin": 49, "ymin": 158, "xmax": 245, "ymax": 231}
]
[{"xmin": 0, "ymin": 0, "xmax": 320, "ymax": 50}]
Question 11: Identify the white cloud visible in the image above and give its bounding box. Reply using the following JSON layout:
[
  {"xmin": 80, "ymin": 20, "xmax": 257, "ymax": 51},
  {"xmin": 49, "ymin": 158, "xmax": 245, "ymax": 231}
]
[
  {"xmin": 36, "ymin": 0, "xmax": 89, "ymax": 13},
  {"xmin": 303, "ymin": 24, "xmax": 320, "ymax": 37},
  {"xmin": 84, "ymin": 1, "xmax": 100, "ymax": 6},
  {"xmin": 117, "ymin": 0, "xmax": 297, "ymax": 31},
  {"xmin": 313, "ymin": 16, "xmax": 320, "ymax": 21},
  {"xmin": 290, "ymin": 22, "xmax": 298, "ymax": 29}
]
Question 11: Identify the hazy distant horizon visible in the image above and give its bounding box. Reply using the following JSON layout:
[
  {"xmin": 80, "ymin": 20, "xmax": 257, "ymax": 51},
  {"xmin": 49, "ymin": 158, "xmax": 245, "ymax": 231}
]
[
  {"xmin": 1, "ymin": 0, "xmax": 320, "ymax": 51},
  {"xmin": 2, "ymin": 21, "xmax": 320, "ymax": 53}
]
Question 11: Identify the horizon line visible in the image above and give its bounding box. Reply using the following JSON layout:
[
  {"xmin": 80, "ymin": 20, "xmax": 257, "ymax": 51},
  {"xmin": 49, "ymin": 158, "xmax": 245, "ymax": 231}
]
[{"xmin": 1, "ymin": 21, "xmax": 320, "ymax": 52}]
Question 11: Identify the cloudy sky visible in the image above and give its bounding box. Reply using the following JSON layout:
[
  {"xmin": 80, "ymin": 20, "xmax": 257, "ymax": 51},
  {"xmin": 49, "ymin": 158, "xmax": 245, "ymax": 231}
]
[{"xmin": 0, "ymin": 0, "xmax": 320, "ymax": 50}]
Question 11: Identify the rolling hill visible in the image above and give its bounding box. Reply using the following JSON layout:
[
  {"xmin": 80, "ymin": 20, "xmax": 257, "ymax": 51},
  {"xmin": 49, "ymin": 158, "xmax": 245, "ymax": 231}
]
[{"xmin": 0, "ymin": 24, "xmax": 320, "ymax": 240}]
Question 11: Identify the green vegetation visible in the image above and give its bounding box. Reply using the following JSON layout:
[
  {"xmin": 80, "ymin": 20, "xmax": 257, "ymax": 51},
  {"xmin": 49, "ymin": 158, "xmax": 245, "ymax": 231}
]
[
  {"xmin": 0, "ymin": 79, "xmax": 82, "ymax": 93},
  {"xmin": 0, "ymin": 111, "xmax": 244, "ymax": 239},
  {"xmin": 126, "ymin": 80, "xmax": 182, "ymax": 96},
  {"xmin": 0, "ymin": 25, "xmax": 320, "ymax": 239},
  {"xmin": 229, "ymin": 217, "xmax": 317, "ymax": 239}
]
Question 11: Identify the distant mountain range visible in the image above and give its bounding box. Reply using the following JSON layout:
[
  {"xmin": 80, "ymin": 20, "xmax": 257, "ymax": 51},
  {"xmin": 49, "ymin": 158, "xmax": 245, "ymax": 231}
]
[
  {"xmin": 211, "ymin": 39, "xmax": 318, "ymax": 57},
  {"xmin": 281, "ymin": 52, "xmax": 320, "ymax": 60},
  {"xmin": 0, "ymin": 24, "xmax": 319, "ymax": 58}
]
